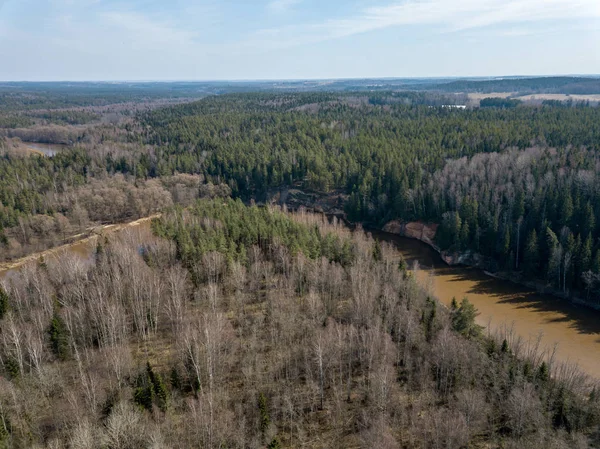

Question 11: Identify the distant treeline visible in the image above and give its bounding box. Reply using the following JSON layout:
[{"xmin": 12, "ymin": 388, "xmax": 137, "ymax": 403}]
[
  {"xmin": 1, "ymin": 76, "xmax": 599, "ymax": 112},
  {"xmin": 428, "ymin": 76, "xmax": 600, "ymax": 95},
  {"xmin": 0, "ymin": 82, "xmax": 208, "ymax": 111},
  {"xmin": 479, "ymin": 97, "xmax": 522, "ymax": 108}
]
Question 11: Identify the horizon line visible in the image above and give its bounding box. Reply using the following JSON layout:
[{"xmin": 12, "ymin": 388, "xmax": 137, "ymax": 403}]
[{"xmin": 1, "ymin": 74, "xmax": 600, "ymax": 84}]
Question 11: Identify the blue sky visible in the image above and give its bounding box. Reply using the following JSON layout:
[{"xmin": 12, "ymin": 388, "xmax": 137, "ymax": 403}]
[{"xmin": 0, "ymin": 0, "xmax": 599, "ymax": 80}]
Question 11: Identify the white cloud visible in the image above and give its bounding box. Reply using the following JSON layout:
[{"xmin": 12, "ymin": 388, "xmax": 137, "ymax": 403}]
[
  {"xmin": 251, "ymin": 0, "xmax": 600, "ymax": 49},
  {"xmin": 267, "ymin": 0, "xmax": 302, "ymax": 14},
  {"xmin": 1, "ymin": 0, "xmax": 598, "ymax": 80}
]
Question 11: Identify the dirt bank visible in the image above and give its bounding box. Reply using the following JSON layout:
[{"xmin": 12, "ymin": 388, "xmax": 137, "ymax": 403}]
[
  {"xmin": 382, "ymin": 220, "xmax": 439, "ymax": 249},
  {"xmin": 0, "ymin": 215, "xmax": 159, "ymax": 276},
  {"xmin": 268, "ymin": 187, "xmax": 348, "ymax": 217},
  {"xmin": 381, "ymin": 219, "xmax": 600, "ymax": 311}
]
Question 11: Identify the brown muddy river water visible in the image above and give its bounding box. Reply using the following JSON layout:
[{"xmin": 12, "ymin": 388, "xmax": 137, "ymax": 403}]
[
  {"xmin": 2, "ymin": 220, "xmax": 600, "ymax": 378},
  {"xmin": 0, "ymin": 237, "xmax": 96, "ymax": 283},
  {"xmin": 371, "ymin": 230, "xmax": 600, "ymax": 378}
]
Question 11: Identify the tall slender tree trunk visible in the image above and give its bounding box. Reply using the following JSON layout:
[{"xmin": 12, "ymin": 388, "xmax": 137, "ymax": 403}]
[{"xmin": 515, "ymin": 217, "xmax": 523, "ymax": 269}]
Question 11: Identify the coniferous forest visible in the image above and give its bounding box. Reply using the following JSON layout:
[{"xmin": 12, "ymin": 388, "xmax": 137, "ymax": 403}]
[
  {"xmin": 1, "ymin": 84, "xmax": 600, "ymax": 447},
  {"xmin": 7, "ymin": 91, "xmax": 598, "ymax": 294}
]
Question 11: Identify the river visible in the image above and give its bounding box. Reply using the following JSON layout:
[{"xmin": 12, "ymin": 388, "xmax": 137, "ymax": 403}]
[
  {"xmin": 1, "ymin": 218, "xmax": 599, "ymax": 378},
  {"xmin": 24, "ymin": 142, "xmax": 67, "ymax": 157},
  {"xmin": 0, "ymin": 216, "xmax": 156, "ymax": 281},
  {"xmin": 372, "ymin": 229, "xmax": 600, "ymax": 378}
]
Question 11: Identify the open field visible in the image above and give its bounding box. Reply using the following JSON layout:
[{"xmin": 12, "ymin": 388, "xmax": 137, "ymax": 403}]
[
  {"xmin": 467, "ymin": 92, "xmax": 600, "ymax": 103},
  {"xmin": 515, "ymin": 93, "xmax": 600, "ymax": 102},
  {"xmin": 467, "ymin": 92, "xmax": 514, "ymax": 100}
]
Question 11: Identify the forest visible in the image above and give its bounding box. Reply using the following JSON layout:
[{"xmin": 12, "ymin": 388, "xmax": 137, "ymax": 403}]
[
  {"xmin": 140, "ymin": 94, "xmax": 600, "ymax": 300},
  {"xmin": 2, "ymin": 91, "xmax": 600, "ymax": 299},
  {"xmin": 0, "ymin": 200, "xmax": 598, "ymax": 448},
  {"xmin": 426, "ymin": 77, "xmax": 600, "ymax": 95},
  {"xmin": 2, "ymin": 83, "xmax": 600, "ymax": 447}
]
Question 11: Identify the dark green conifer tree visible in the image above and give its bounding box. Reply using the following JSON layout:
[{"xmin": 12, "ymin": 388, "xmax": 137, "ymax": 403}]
[
  {"xmin": 0, "ymin": 286, "xmax": 9, "ymax": 320},
  {"xmin": 48, "ymin": 311, "xmax": 70, "ymax": 361},
  {"xmin": 523, "ymin": 229, "xmax": 540, "ymax": 276}
]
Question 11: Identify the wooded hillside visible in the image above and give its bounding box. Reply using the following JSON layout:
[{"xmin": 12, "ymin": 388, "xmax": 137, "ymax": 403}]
[{"xmin": 1, "ymin": 200, "xmax": 598, "ymax": 448}]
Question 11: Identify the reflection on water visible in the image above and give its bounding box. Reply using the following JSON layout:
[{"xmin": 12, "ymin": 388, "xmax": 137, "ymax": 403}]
[
  {"xmin": 371, "ymin": 229, "xmax": 600, "ymax": 378},
  {"xmin": 25, "ymin": 143, "xmax": 68, "ymax": 157}
]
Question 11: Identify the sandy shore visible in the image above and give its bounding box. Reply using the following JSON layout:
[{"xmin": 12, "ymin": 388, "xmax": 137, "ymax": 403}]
[{"xmin": 0, "ymin": 214, "xmax": 160, "ymax": 274}]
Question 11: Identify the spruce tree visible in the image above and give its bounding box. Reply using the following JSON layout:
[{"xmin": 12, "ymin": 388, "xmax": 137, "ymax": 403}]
[
  {"xmin": 0, "ymin": 287, "xmax": 8, "ymax": 320},
  {"xmin": 523, "ymin": 229, "xmax": 540, "ymax": 276},
  {"xmin": 134, "ymin": 362, "xmax": 169, "ymax": 412},
  {"xmin": 581, "ymin": 234, "xmax": 593, "ymax": 274},
  {"xmin": 451, "ymin": 298, "xmax": 481, "ymax": 339},
  {"xmin": 0, "ymin": 409, "xmax": 11, "ymax": 444},
  {"xmin": 583, "ymin": 202, "xmax": 596, "ymax": 237},
  {"xmin": 460, "ymin": 221, "xmax": 470, "ymax": 250},
  {"xmin": 147, "ymin": 362, "xmax": 168, "ymax": 412},
  {"xmin": 397, "ymin": 255, "xmax": 407, "ymax": 272},
  {"xmin": 267, "ymin": 437, "xmax": 281, "ymax": 449},
  {"xmin": 372, "ymin": 240, "xmax": 382, "ymax": 262},
  {"xmin": 424, "ymin": 299, "xmax": 437, "ymax": 342},
  {"xmin": 170, "ymin": 366, "xmax": 182, "ymax": 391},
  {"xmin": 48, "ymin": 311, "xmax": 70, "ymax": 361},
  {"xmin": 450, "ymin": 296, "xmax": 458, "ymax": 311},
  {"xmin": 537, "ymin": 361, "xmax": 549, "ymax": 382},
  {"xmin": 258, "ymin": 392, "xmax": 270, "ymax": 437}
]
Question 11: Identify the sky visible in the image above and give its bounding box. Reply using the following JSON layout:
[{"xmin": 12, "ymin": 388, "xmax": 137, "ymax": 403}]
[{"xmin": 0, "ymin": 0, "xmax": 599, "ymax": 81}]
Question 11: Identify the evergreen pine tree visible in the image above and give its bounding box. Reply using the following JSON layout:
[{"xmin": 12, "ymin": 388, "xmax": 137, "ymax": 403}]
[
  {"xmin": 450, "ymin": 296, "xmax": 458, "ymax": 311},
  {"xmin": 170, "ymin": 366, "xmax": 182, "ymax": 391},
  {"xmin": 48, "ymin": 311, "xmax": 70, "ymax": 361},
  {"xmin": 149, "ymin": 364, "xmax": 168, "ymax": 412},
  {"xmin": 537, "ymin": 361, "xmax": 549, "ymax": 382},
  {"xmin": 581, "ymin": 234, "xmax": 593, "ymax": 274},
  {"xmin": 593, "ymin": 249, "xmax": 600, "ymax": 274},
  {"xmin": 460, "ymin": 221, "xmax": 470, "ymax": 250},
  {"xmin": 258, "ymin": 392, "xmax": 270, "ymax": 437},
  {"xmin": 0, "ymin": 409, "xmax": 11, "ymax": 444},
  {"xmin": 523, "ymin": 229, "xmax": 540, "ymax": 276},
  {"xmin": 268, "ymin": 437, "xmax": 281, "ymax": 449},
  {"xmin": 583, "ymin": 202, "xmax": 596, "ymax": 237},
  {"xmin": 425, "ymin": 299, "xmax": 436, "ymax": 342},
  {"xmin": 0, "ymin": 286, "xmax": 9, "ymax": 320},
  {"xmin": 372, "ymin": 240, "xmax": 382, "ymax": 262},
  {"xmin": 452, "ymin": 298, "xmax": 482, "ymax": 339},
  {"xmin": 397, "ymin": 255, "xmax": 407, "ymax": 272}
]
